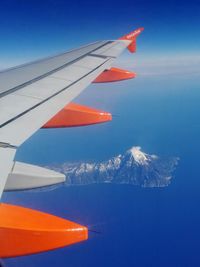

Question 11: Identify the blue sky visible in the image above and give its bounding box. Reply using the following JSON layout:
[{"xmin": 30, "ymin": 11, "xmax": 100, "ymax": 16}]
[{"xmin": 0, "ymin": 0, "xmax": 199, "ymax": 69}]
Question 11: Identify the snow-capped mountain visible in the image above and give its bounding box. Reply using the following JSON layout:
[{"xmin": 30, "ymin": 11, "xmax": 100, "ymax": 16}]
[{"xmin": 49, "ymin": 147, "xmax": 179, "ymax": 188}]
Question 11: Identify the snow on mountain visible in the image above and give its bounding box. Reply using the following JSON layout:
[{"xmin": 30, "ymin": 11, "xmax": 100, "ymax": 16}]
[
  {"xmin": 129, "ymin": 146, "xmax": 149, "ymax": 165},
  {"xmin": 48, "ymin": 147, "xmax": 179, "ymax": 188}
]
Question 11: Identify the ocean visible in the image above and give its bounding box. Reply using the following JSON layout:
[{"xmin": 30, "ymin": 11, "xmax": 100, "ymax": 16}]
[{"xmin": 3, "ymin": 72, "xmax": 200, "ymax": 267}]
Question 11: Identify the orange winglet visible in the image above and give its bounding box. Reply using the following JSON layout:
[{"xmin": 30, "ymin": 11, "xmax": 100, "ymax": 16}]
[
  {"xmin": 119, "ymin": 27, "xmax": 144, "ymax": 53},
  {"xmin": 0, "ymin": 203, "xmax": 88, "ymax": 258},
  {"xmin": 93, "ymin": 67, "xmax": 136, "ymax": 83},
  {"xmin": 42, "ymin": 102, "xmax": 112, "ymax": 128}
]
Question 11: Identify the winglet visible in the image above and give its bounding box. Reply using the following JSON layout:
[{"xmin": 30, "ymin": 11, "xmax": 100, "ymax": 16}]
[{"xmin": 119, "ymin": 27, "xmax": 144, "ymax": 53}]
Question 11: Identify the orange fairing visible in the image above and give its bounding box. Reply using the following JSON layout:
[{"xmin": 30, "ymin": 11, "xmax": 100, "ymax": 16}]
[
  {"xmin": 0, "ymin": 203, "xmax": 88, "ymax": 258},
  {"xmin": 93, "ymin": 67, "xmax": 136, "ymax": 83},
  {"xmin": 119, "ymin": 27, "xmax": 144, "ymax": 53},
  {"xmin": 43, "ymin": 102, "xmax": 112, "ymax": 128}
]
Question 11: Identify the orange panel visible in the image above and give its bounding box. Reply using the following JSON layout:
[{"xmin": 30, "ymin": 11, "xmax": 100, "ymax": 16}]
[
  {"xmin": 0, "ymin": 203, "xmax": 88, "ymax": 258},
  {"xmin": 93, "ymin": 67, "xmax": 136, "ymax": 83},
  {"xmin": 43, "ymin": 102, "xmax": 112, "ymax": 128},
  {"xmin": 119, "ymin": 27, "xmax": 144, "ymax": 53}
]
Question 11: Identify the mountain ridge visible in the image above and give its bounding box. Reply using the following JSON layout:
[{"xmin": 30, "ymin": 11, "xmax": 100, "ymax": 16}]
[{"xmin": 48, "ymin": 147, "xmax": 179, "ymax": 188}]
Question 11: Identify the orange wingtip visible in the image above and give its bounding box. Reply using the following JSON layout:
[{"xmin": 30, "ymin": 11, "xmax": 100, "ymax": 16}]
[
  {"xmin": 42, "ymin": 102, "xmax": 112, "ymax": 128},
  {"xmin": 0, "ymin": 204, "xmax": 88, "ymax": 258},
  {"xmin": 119, "ymin": 27, "xmax": 144, "ymax": 53},
  {"xmin": 93, "ymin": 67, "xmax": 136, "ymax": 83},
  {"xmin": 119, "ymin": 27, "xmax": 144, "ymax": 41}
]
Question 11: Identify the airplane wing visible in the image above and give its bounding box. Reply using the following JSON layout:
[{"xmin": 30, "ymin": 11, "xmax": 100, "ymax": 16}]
[
  {"xmin": 0, "ymin": 27, "xmax": 143, "ymax": 199},
  {"xmin": 0, "ymin": 27, "xmax": 144, "ymax": 259}
]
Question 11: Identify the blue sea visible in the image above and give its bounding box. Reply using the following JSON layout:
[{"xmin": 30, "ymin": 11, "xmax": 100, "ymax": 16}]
[{"xmin": 3, "ymin": 71, "xmax": 200, "ymax": 267}]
